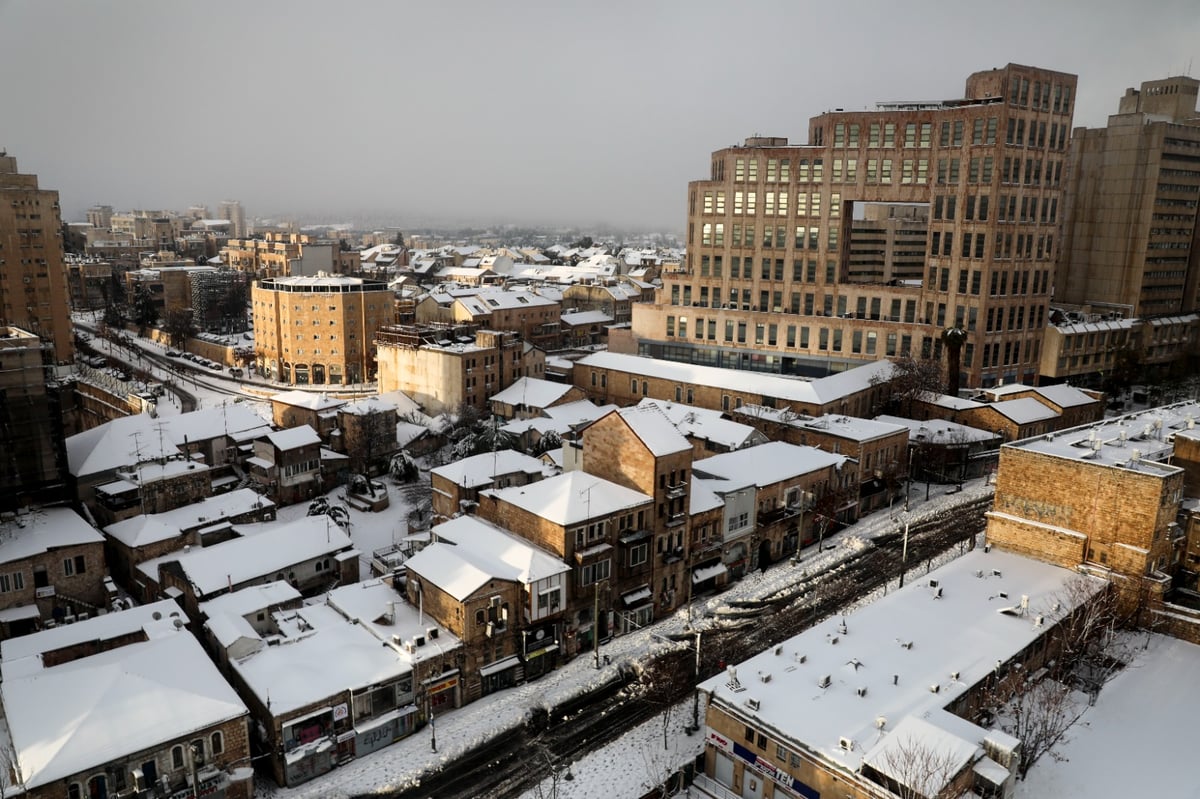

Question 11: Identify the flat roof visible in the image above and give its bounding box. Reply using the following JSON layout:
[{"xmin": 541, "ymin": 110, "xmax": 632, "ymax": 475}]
[
  {"xmin": 699, "ymin": 549, "xmax": 1102, "ymax": 777},
  {"xmin": 482, "ymin": 471, "xmax": 652, "ymax": 526},
  {"xmin": 694, "ymin": 441, "xmax": 845, "ymax": 487},
  {"xmin": 1008, "ymin": 399, "xmax": 1200, "ymax": 475}
]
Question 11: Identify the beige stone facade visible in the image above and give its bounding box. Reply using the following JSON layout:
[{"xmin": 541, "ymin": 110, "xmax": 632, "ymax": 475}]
[
  {"xmin": 375, "ymin": 325, "xmax": 545, "ymax": 415},
  {"xmin": 633, "ymin": 63, "xmax": 1076, "ymax": 390},
  {"xmin": 252, "ymin": 274, "xmax": 393, "ymax": 385},
  {"xmin": 0, "ymin": 155, "xmax": 73, "ymax": 364},
  {"xmin": 1057, "ymin": 77, "xmax": 1200, "ymax": 318},
  {"xmin": 0, "ymin": 327, "xmax": 68, "ymax": 509}
]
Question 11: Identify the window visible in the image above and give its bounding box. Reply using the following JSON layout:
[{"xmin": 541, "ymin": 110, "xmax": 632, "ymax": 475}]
[
  {"xmin": 629, "ymin": 544, "xmax": 648, "ymax": 567},
  {"xmin": 211, "ymin": 731, "xmax": 224, "ymax": 755},
  {"xmin": 171, "ymin": 745, "xmax": 185, "ymax": 769},
  {"xmin": 580, "ymin": 559, "xmax": 611, "ymax": 585},
  {"xmin": 63, "ymin": 555, "xmax": 85, "ymax": 576}
]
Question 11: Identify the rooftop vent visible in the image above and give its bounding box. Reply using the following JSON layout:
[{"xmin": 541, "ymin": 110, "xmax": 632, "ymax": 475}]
[
  {"xmin": 759, "ymin": 672, "xmax": 772, "ymax": 683},
  {"xmin": 950, "ymin": 671, "xmax": 960, "ymax": 681},
  {"xmin": 818, "ymin": 674, "xmax": 832, "ymax": 689},
  {"xmin": 930, "ymin": 684, "xmax": 941, "ymax": 693},
  {"xmin": 900, "ymin": 640, "xmax": 914, "ymax": 650},
  {"xmin": 857, "ymin": 686, "xmax": 868, "ymax": 697},
  {"xmin": 795, "ymin": 653, "xmax": 807, "ymax": 664},
  {"xmin": 929, "ymin": 579, "xmax": 939, "ymax": 588},
  {"xmin": 876, "ymin": 716, "xmax": 887, "ymax": 729},
  {"xmin": 992, "ymin": 569, "xmax": 1002, "ymax": 578},
  {"xmin": 774, "ymin": 645, "xmax": 783, "ymax": 656},
  {"xmin": 745, "ymin": 697, "xmax": 760, "ymax": 711},
  {"xmin": 932, "ymin": 587, "xmax": 943, "ymax": 599}
]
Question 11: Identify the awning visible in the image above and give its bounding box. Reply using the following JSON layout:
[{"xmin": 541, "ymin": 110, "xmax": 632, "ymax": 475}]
[
  {"xmin": 479, "ymin": 654, "xmax": 522, "ymax": 677},
  {"xmin": 692, "ymin": 563, "xmax": 729, "ymax": 584},
  {"xmin": 574, "ymin": 542, "xmax": 613, "ymax": 562},
  {"xmin": 525, "ymin": 642, "xmax": 558, "ymax": 660},
  {"xmin": 618, "ymin": 529, "xmax": 652, "ymax": 544},
  {"xmin": 0, "ymin": 604, "xmax": 40, "ymax": 623},
  {"xmin": 621, "ymin": 585, "xmax": 652, "ymax": 606}
]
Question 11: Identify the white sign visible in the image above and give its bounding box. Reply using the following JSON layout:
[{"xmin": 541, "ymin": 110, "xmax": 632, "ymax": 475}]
[{"xmin": 332, "ymin": 703, "xmax": 349, "ymax": 721}]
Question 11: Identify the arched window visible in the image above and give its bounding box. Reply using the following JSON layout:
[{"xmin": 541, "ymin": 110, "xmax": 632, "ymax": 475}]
[
  {"xmin": 67, "ymin": 784, "xmax": 82, "ymax": 799},
  {"xmin": 86, "ymin": 774, "xmax": 108, "ymax": 799},
  {"xmin": 211, "ymin": 730, "xmax": 224, "ymax": 755},
  {"xmin": 171, "ymin": 745, "xmax": 184, "ymax": 769}
]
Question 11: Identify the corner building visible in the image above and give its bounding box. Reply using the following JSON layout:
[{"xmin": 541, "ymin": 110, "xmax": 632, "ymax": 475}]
[{"xmin": 633, "ymin": 63, "xmax": 1075, "ymax": 388}]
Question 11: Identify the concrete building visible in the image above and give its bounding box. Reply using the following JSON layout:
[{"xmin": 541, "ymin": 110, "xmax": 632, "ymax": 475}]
[
  {"xmin": 251, "ymin": 274, "xmax": 393, "ymax": 385},
  {"xmin": 0, "ymin": 327, "xmax": 69, "ymax": 510},
  {"xmin": 218, "ymin": 200, "xmax": 247, "ymax": 238},
  {"xmin": 1038, "ymin": 312, "xmax": 1200, "ymax": 386},
  {"xmin": 375, "ymin": 324, "xmax": 545, "ymax": 415},
  {"xmin": 847, "ymin": 203, "xmax": 930, "ymax": 283},
  {"xmin": 0, "ymin": 155, "xmax": 73, "ymax": 364},
  {"xmin": 632, "ymin": 64, "xmax": 1076, "ymax": 389},
  {"xmin": 1057, "ymin": 77, "xmax": 1200, "ymax": 318}
]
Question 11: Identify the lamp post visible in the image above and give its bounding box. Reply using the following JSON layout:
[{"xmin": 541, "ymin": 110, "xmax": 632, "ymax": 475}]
[{"xmin": 899, "ymin": 517, "xmax": 911, "ymax": 589}]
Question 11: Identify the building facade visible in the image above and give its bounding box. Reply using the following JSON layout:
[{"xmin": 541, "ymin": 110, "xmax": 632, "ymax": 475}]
[
  {"xmin": 632, "ymin": 63, "xmax": 1077, "ymax": 389},
  {"xmin": 1057, "ymin": 77, "xmax": 1200, "ymax": 318},
  {"xmin": 0, "ymin": 155, "xmax": 73, "ymax": 364},
  {"xmin": 251, "ymin": 274, "xmax": 393, "ymax": 385}
]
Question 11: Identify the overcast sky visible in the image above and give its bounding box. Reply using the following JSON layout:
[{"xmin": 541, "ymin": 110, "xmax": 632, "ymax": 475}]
[{"xmin": 1, "ymin": 1, "xmax": 1198, "ymax": 232}]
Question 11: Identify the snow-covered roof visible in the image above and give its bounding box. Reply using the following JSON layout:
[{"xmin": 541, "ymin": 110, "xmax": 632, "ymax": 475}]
[
  {"xmin": 690, "ymin": 476, "xmax": 739, "ymax": 515},
  {"xmin": 1008, "ymin": 399, "xmax": 1200, "ymax": 473},
  {"xmin": 139, "ymin": 515, "xmax": 352, "ymax": 598},
  {"xmin": 577, "ymin": 353, "xmax": 894, "ymax": 408},
  {"xmin": 1, "ymin": 600, "xmax": 178, "ymax": 667},
  {"xmin": 490, "ymin": 376, "xmax": 577, "ymax": 409},
  {"xmin": 861, "ymin": 715, "xmax": 981, "ymax": 797},
  {"xmin": 921, "ymin": 392, "xmax": 985, "ymax": 412},
  {"xmin": 544, "ymin": 400, "xmax": 619, "ymax": 429},
  {"xmin": 456, "ymin": 289, "xmax": 557, "ymax": 315},
  {"xmin": 610, "ymin": 405, "xmax": 691, "ymax": 456},
  {"xmin": 638, "ymin": 399, "xmax": 765, "ymax": 450},
  {"xmin": 875, "ymin": 415, "xmax": 999, "ymax": 446},
  {"xmin": 229, "ymin": 602, "xmax": 411, "ymax": 716},
  {"xmin": 396, "ymin": 543, "xmax": 493, "ymax": 601},
  {"xmin": 0, "ymin": 507, "xmax": 103, "ymax": 566},
  {"xmin": 430, "ymin": 449, "xmax": 548, "ymax": 489},
  {"xmin": 104, "ymin": 488, "xmax": 273, "ymax": 548},
  {"xmin": 1031, "ymin": 383, "xmax": 1099, "ymax": 409},
  {"xmin": 561, "ymin": 310, "xmax": 614, "ymax": 326},
  {"xmin": 2, "ymin": 603, "xmax": 247, "ymax": 789},
  {"xmin": 699, "ymin": 549, "xmax": 1103, "ymax": 776},
  {"xmin": 66, "ymin": 414, "xmax": 174, "ymax": 476},
  {"xmin": 324, "ymin": 580, "xmax": 460, "ymax": 657},
  {"xmin": 271, "ymin": 390, "xmax": 347, "ymax": 412},
  {"xmin": 988, "ymin": 397, "xmax": 1059, "ymax": 425},
  {"xmin": 340, "ymin": 395, "xmax": 399, "ymax": 417},
  {"xmin": 693, "ymin": 442, "xmax": 845, "ymax": 487},
  {"xmin": 482, "ymin": 471, "xmax": 652, "ymax": 526},
  {"xmin": 198, "ymin": 580, "xmax": 301, "ymax": 622},
  {"xmin": 262, "ymin": 425, "xmax": 322, "ymax": 450},
  {"xmin": 430, "ymin": 516, "xmax": 571, "ymax": 586}
]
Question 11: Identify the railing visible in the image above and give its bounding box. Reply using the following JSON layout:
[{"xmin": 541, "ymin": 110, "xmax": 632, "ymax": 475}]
[{"xmin": 666, "ymin": 513, "xmax": 687, "ymax": 528}]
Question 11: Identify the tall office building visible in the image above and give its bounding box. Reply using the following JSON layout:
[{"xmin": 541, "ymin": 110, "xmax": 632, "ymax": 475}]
[
  {"xmin": 631, "ymin": 63, "xmax": 1076, "ymax": 388},
  {"xmin": 1057, "ymin": 77, "xmax": 1200, "ymax": 318},
  {"xmin": 218, "ymin": 199, "xmax": 247, "ymax": 239},
  {"xmin": 0, "ymin": 154, "xmax": 74, "ymax": 364}
]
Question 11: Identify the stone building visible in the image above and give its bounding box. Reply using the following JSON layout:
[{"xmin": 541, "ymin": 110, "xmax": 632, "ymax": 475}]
[
  {"xmin": 252, "ymin": 274, "xmax": 394, "ymax": 385},
  {"xmin": 429, "ymin": 449, "xmax": 549, "ymax": 522},
  {"xmin": 375, "ymin": 324, "xmax": 545, "ymax": 415},
  {"xmin": 0, "ymin": 327, "xmax": 69, "ymax": 510},
  {"xmin": 984, "ymin": 401, "xmax": 1200, "ymax": 619},
  {"xmin": 573, "ymin": 351, "xmax": 894, "ymax": 418},
  {"xmin": 247, "ymin": 426, "xmax": 324, "ymax": 505},
  {"xmin": 0, "ymin": 154, "xmax": 73, "ymax": 364},
  {"xmin": 1057, "ymin": 77, "xmax": 1200, "ymax": 319},
  {"xmin": 0, "ymin": 508, "xmax": 107, "ymax": 639},
  {"xmin": 415, "ymin": 288, "xmax": 562, "ymax": 350},
  {"xmin": 633, "ymin": 63, "xmax": 1076, "ymax": 389},
  {"xmin": 404, "ymin": 516, "xmax": 570, "ymax": 699},
  {"xmin": 0, "ymin": 601, "xmax": 253, "ymax": 799}
]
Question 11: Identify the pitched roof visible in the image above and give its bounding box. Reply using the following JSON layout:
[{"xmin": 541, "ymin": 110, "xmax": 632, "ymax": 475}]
[
  {"xmin": 614, "ymin": 405, "xmax": 692, "ymax": 456},
  {"xmin": 0, "ymin": 508, "xmax": 103, "ymax": 566},
  {"xmin": 693, "ymin": 442, "xmax": 845, "ymax": 486},
  {"xmin": 482, "ymin": 471, "xmax": 651, "ymax": 526},
  {"xmin": 490, "ymin": 376, "xmax": 577, "ymax": 409}
]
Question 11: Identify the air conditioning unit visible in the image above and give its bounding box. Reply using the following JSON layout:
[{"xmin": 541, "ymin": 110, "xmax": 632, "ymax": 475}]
[
  {"xmin": 839, "ymin": 736, "xmax": 854, "ymax": 752},
  {"xmin": 856, "ymin": 686, "xmax": 868, "ymax": 697},
  {"xmin": 486, "ymin": 622, "xmax": 495, "ymax": 638},
  {"xmin": 427, "ymin": 627, "xmax": 439, "ymax": 640},
  {"xmin": 415, "ymin": 635, "xmax": 426, "ymax": 647},
  {"xmin": 746, "ymin": 697, "xmax": 761, "ymax": 711},
  {"xmin": 818, "ymin": 674, "xmax": 832, "ymax": 688}
]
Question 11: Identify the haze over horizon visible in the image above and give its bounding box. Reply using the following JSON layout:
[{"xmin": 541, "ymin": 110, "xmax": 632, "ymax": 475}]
[{"xmin": 2, "ymin": 0, "xmax": 1197, "ymax": 232}]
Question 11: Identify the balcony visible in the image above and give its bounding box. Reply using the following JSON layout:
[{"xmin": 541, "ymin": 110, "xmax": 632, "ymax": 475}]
[
  {"xmin": 666, "ymin": 513, "xmax": 687, "ymax": 529},
  {"xmin": 665, "ymin": 482, "xmax": 687, "ymax": 499},
  {"xmin": 758, "ymin": 504, "xmax": 802, "ymax": 526}
]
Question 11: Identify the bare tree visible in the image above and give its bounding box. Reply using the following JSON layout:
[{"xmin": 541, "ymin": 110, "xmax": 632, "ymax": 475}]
[
  {"xmin": 867, "ymin": 734, "xmax": 970, "ymax": 799},
  {"xmin": 1004, "ymin": 677, "xmax": 1079, "ymax": 778},
  {"xmin": 870, "ymin": 353, "xmax": 944, "ymax": 417}
]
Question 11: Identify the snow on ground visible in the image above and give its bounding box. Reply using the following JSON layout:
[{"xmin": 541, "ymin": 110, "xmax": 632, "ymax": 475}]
[
  {"xmin": 257, "ymin": 476, "xmax": 995, "ymax": 799},
  {"xmin": 1017, "ymin": 633, "xmax": 1200, "ymax": 798}
]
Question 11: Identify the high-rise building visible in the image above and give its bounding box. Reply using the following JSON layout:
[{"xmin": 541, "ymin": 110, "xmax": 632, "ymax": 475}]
[
  {"xmin": 1057, "ymin": 76, "xmax": 1200, "ymax": 318},
  {"xmin": 631, "ymin": 63, "xmax": 1076, "ymax": 389},
  {"xmin": 0, "ymin": 154, "xmax": 74, "ymax": 364},
  {"xmin": 218, "ymin": 199, "xmax": 247, "ymax": 238},
  {"xmin": 0, "ymin": 327, "xmax": 69, "ymax": 510}
]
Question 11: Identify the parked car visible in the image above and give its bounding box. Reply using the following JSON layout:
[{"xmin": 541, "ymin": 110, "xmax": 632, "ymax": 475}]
[{"xmin": 166, "ymin": 349, "xmax": 181, "ymax": 357}]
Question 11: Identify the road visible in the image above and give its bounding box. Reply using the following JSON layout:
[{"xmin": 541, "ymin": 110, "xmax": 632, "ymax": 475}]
[{"xmin": 373, "ymin": 493, "xmax": 993, "ymax": 799}]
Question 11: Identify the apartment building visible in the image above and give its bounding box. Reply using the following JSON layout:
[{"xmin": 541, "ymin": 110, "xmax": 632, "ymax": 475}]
[
  {"xmin": 251, "ymin": 274, "xmax": 393, "ymax": 385},
  {"xmin": 0, "ymin": 327, "xmax": 69, "ymax": 510},
  {"xmin": 633, "ymin": 63, "xmax": 1076, "ymax": 389},
  {"xmin": 375, "ymin": 324, "xmax": 545, "ymax": 415},
  {"xmin": 1057, "ymin": 77, "xmax": 1200, "ymax": 318},
  {"xmin": 985, "ymin": 401, "xmax": 1200, "ymax": 619},
  {"xmin": 0, "ymin": 154, "xmax": 73, "ymax": 364}
]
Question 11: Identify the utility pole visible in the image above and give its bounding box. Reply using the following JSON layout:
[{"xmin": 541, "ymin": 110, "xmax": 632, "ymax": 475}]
[
  {"xmin": 593, "ymin": 578, "xmax": 601, "ymax": 670},
  {"xmin": 691, "ymin": 630, "xmax": 702, "ymax": 734},
  {"xmin": 899, "ymin": 520, "xmax": 911, "ymax": 588}
]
